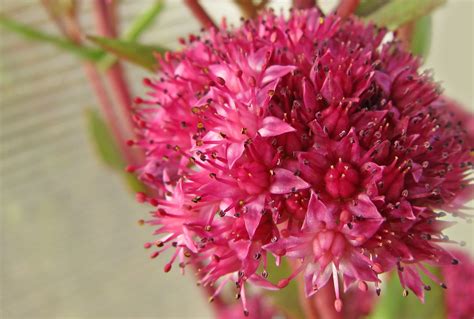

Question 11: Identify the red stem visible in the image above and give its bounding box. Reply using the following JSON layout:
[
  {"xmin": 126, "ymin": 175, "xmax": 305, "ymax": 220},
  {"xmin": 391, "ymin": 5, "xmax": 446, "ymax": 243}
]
[
  {"xmin": 184, "ymin": 0, "xmax": 217, "ymax": 29},
  {"xmin": 289, "ymin": 260, "xmax": 319, "ymax": 319},
  {"xmin": 41, "ymin": 1, "xmax": 135, "ymax": 164},
  {"xmin": 312, "ymin": 283, "xmax": 343, "ymax": 319},
  {"xmin": 83, "ymin": 62, "xmax": 135, "ymax": 164},
  {"xmin": 292, "ymin": 0, "xmax": 316, "ymax": 9},
  {"xmin": 92, "ymin": 0, "xmax": 141, "ymax": 165},
  {"xmin": 335, "ymin": 0, "xmax": 360, "ymax": 18},
  {"xmin": 397, "ymin": 21, "xmax": 415, "ymax": 51},
  {"xmin": 234, "ymin": 0, "xmax": 269, "ymax": 18}
]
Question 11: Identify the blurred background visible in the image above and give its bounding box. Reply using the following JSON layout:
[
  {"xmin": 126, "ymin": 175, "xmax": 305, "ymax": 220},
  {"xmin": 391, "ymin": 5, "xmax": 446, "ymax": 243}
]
[{"xmin": 0, "ymin": 0, "xmax": 473, "ymax": 318}]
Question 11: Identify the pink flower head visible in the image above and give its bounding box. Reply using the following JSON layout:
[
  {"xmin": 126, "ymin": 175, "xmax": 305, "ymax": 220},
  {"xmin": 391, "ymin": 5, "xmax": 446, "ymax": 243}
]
[{"xmin": 132, "ymin": 7, "xmax": 473, "ymax": 314}]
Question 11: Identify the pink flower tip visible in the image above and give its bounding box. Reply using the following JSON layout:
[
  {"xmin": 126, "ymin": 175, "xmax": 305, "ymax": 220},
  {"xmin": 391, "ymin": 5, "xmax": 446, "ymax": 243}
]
[
  {"xmin": 135, "ymin": 192, "xmax": 147, "ymax": 203},
  {"xmin": 277, "ymin": 278, "xmax": 290, "ymax": 288},
  {"xmin": 358, "ymin": 281, "xmax": 368, "ymax": 292},
  {"xmin": 133, "ymin": 97, "xmax": 144, "ymax": 104},
  {"xmin": 125, "ymin": 165, "xmax": 136, "ymax": 173},
  {"xmin": 372, "ymin": 263, "xmax": 383, "ymax": 274},
  {"xmin": 334, "ymin": 299, "xmax": 343, "ymax": 312}
]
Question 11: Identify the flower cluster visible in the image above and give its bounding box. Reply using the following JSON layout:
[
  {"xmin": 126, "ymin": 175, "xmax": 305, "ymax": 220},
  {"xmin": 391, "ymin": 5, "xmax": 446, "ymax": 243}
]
[{"xmin": 130, "ymin": 8, "xmax": 473, "ymax": 314}]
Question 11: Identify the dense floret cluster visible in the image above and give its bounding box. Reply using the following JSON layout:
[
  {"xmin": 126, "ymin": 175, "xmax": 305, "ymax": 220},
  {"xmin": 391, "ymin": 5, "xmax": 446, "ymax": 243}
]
[{"xmin": 130, "ymin": 8, "xmax": 473, "ymax": 313}]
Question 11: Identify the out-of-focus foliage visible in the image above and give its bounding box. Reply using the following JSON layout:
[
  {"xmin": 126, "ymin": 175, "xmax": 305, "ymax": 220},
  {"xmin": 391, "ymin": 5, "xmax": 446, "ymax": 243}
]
[
  {"xmin": 368, "ymin": 268, "xmax": 446, "ymax": 319},
  {"xmin": 410, "ymin": 15, "xmax": 432, "ymax": 58},
  {"xmin": 355, "ymin": 0, "xmax": 389, "ymax": 16},
  {"xmin": 0, "ymin": 15, "xmax": 102, "ymax": 61},
  {"xmin": 87, "ymin": 36, "xmax": 166, "ymax": 71},
  {"xmin": 363, "ymin": 0, "xmax": 445, "ymax": 29},
  {"xmin": 84, "ymin": 108, "xmax": 124, "ymax": 170},
  {"xmin": 265, "ymin": 256, "xmax": 305, "ymax": 319},
  {"xmin": 84, "ymin": 108, "xmax": 145, "ymax": 192},
  {"xmin": 98, "ymin": 0, "xmax": 166, "ymax": 69}
]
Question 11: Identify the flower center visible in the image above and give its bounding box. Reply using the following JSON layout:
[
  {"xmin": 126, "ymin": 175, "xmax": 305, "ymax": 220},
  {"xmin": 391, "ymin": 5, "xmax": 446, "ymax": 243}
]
[
  {"xmin": 284, "ymin": 191, "xmax": 309, "ymax": 220},
  {"xmin": 312, "ymin": 230, "xmax": 346, "ymax": 266},
  {"xmin": 236, "ymin": 162, "xmax": 271, "ymax": 195},
  {"xmin": 324, "ymin": 161, "xmax": 360, "ymax": 198}
]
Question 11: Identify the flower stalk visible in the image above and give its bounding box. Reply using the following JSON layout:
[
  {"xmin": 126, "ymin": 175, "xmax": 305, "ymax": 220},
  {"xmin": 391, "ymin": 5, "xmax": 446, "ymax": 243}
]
[
  {"xmin": 92, "ymin": 0, "xmax": 138, "ymax": 147},
  {"xmin": 336, "ymin": 0, "xmax": 361, "ymax": 17},
  {"xmin": 184, "ymin": 0, "xmax": 217, "ymax": 29},
  {"xmin": 293, "ymin": 0, "xmax": 317, "ymax": 9},
  {"xmin": 234, "ymin": 0, "xmax": 269, "ymax": 19},
  {"xmin": 40, "ymin": 0, "xmax": 136, "ymax": 164}
]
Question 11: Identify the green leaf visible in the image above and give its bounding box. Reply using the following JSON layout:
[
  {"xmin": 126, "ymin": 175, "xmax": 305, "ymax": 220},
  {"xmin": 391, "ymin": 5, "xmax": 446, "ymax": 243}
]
[
  {"xmin": 0, "ymin": 15, "xmax": 103, "ymax": 61},
  {"xmin": 84, "ymin": 108, "xmax": 146, "ymax": 193},
  {"xmin": 265, "ymin": 256, "xmax": 305, "ymax": 319},
  {"xmin": 124, "ymin": 172, "xmax": 148, "ymax": 193},
  {"xmin": 87, "ymin": 35, "xmax": 166, "ymax": 71},
  {"xmin": 364, "ymin": 0, "xmax": 446, "ymax": 30},
  {"xmin": 84, "ymin": 108, "xmax": 124, "ymax": 170},
  {"xmin": 355, "ymin": 0, "xmax": 389, "ymax": 16},
  {"xmin": 410, "ymin": 15, "xmax": 432, "ymax": 59},
  {"xmin": 99, "ymin": 0, "xmax": 166, "ymax": 69},
  {"xmin": 367, "ymin": 268, "xmax": 446, "ymax": 319},
  {"xmin": 124, "ymin": 0, "xmax": 165, "ymax": 42}
]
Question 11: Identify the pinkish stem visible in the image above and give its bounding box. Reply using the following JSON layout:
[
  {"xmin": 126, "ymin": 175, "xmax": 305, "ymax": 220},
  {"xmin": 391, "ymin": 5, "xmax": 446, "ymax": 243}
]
[
  {"xmin": 92, "ymin": 0, "xmax": 142, "ymax": 165},
  {"xmin": 313, "ymin": 283, "xmax": 343, "ymax": 319},
  {"xmin": 292, "ymin": 0, "xmax": 316, "ymax": 9},
  {"xmin": 184, "ymin": 0, "xmax": 217, "ymax": 29},
  {"xmin": 288, "ymin": 260, "xmax": 319, "ymax": 319},
  {"xmin": 41, "ymin": 1, "xmax": 135, "ymax": 165},
  {"xmin": 335, "ymin": 0, "xmax": 360, "ymax": 18},
  {"xmin": 234, "ymin": 0, "xmax": 269, "ymax": 19},
  {"xmin": 83, "ymin": 62, "xmax": 135, "ymax": 164},
  {"xmin": 397, "ymin": 21, "xmax": 415, "ymax": 51}
]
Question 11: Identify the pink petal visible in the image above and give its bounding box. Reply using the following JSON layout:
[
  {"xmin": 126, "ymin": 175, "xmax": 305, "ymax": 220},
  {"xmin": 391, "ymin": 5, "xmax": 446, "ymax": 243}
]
[
  {"xmin": 258, "ymin": 116, "xmax": 296, "ymax": 137},
  {"xmin": 229, "ymin": 240, "xmax": 251, "ymax": 260},
  {"xmin": 304, "ymin": 263, "xmax": 319, "ymax": 297},
  {"xmin": 321, "ymin": 71, "xmax": 343, "ymax": 102},
  {"xmin": 390, "ymin": 199, "xmax": 416, "ymax": 220},
  {"xmin": 261, "ymin": 65, "xmax": 297, "ymax": 85},
  {"xmin": 344, "ymin": 194, "xmax": 384, "ymax": 244},
  {"xmin": 248, "ymin": 47, "xmax": 269, "ymax": 73},
  {"xmin": 249, "ymin": 274, "xmax": 279, "ymax": 291},
  {"xmin": 374, "ymin": 70, "xmax": 392, "ymax": 95},
  {"xmin": 309, "ymin": 264, "xmax": 332, "ymax": 296},
  {"xmin": 182, "ymin": 226, "xmax": 198, "ymax": 253},
  {"xmin": 243, "ymin": 195, "xmax": 265, "ymax": 238},
  {"xmin": 227, "ymin": 142, "xmax": 245, "ymax": 168},
  {"xmin": 399, "ymin": 266, "xmax": 425, "ymax": 302},
  {"xmin": 263, "ymin": 236, "xmax": 311, "ymax": 259},
  {"xmin": 410, "ymin": 162, "xmax": 423, "ymax": 183},
  {"xmin": 347, "ymin": 194, "xmax": 382, "ymax": 219},
  {"xmin": 269, "ymin": 168, "xmax": 310, "ymax": 194},
  {"xmin": 303, "ymin": 78, "xmax": 317, "ymax": 111},
  {"xmin": 304, "ymin": 192, "xmax": 335, "ymax": 230},
  {"xmin": 341, "ymin": 251, "xmax": 379, "ymax": 283}
]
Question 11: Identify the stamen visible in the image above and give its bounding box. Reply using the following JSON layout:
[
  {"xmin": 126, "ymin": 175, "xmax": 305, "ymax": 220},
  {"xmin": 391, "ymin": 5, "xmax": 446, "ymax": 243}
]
[{"xmin": 332, "ymin": 264, "xmax": 342, "ymax": 312}]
